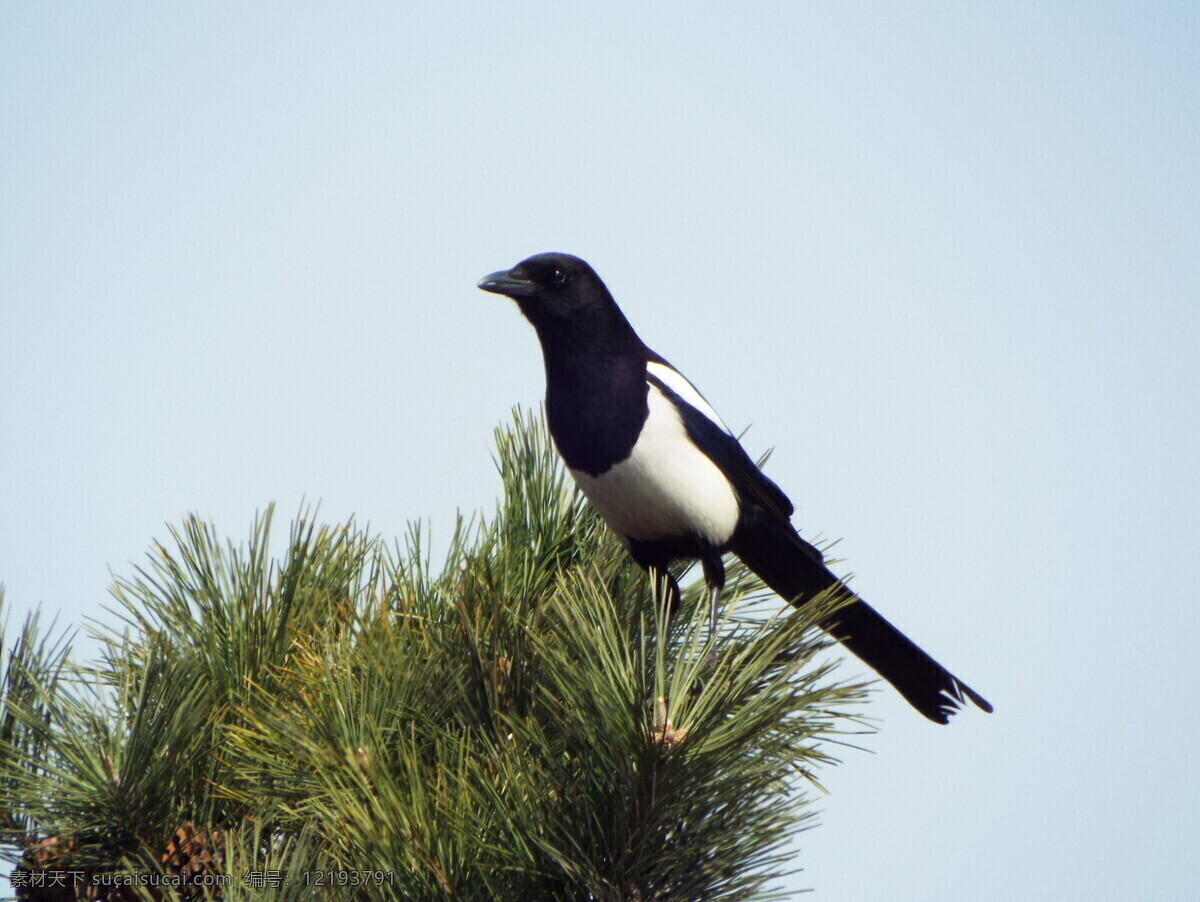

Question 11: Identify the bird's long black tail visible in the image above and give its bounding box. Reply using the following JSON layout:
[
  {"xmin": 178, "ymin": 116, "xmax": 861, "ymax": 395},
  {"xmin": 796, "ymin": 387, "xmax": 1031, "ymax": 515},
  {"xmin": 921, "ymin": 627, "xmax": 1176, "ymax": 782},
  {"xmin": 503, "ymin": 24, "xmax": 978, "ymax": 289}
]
[{"xmin": 731, "ymin": 518, "xmax": 992, "ymax": 724}]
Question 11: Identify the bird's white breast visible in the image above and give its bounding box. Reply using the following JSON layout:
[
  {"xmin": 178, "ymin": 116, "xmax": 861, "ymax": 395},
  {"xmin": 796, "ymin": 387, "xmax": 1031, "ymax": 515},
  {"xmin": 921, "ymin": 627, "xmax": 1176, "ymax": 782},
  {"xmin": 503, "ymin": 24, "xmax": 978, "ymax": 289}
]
[{"xmin": 569, "ymin": 382, "xmax": 739, "ymax": 546}]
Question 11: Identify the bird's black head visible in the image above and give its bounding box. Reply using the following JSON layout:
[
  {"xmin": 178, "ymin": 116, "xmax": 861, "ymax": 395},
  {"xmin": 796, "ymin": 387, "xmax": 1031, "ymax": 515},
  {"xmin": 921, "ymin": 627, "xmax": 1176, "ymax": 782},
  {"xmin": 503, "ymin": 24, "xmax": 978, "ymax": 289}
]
[
  {"xmin": 479, "ymin": 252, "xmax": 646, "ymax": 356},
  {"xmin": 477, "ymin": 253, "xmax": 613, "ymax": 327}
]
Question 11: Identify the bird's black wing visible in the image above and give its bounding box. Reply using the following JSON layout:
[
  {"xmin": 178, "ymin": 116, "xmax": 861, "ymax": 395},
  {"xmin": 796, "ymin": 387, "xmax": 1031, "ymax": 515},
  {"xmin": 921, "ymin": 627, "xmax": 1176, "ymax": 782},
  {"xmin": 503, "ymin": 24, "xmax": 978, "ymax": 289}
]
[
  {"xmin": 644, "ymin": 357, "xmax": 823, "ymax": 569},
  {"xmin": 645, "ymin": 360, "xmax": 992, "ymax": 723},
  {"xmin": 644, "ymin": 360, "xmax": 800, "ymax": 529}
]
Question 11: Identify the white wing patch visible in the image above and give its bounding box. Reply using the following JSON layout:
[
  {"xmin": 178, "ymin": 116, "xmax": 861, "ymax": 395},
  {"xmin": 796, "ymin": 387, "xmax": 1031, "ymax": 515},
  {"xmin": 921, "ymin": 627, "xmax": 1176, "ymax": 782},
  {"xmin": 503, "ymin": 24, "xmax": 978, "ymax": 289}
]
[
  {"xmin": 646, "ymin": 361, "xmax": 732, "ymax": 434},
  {"xmin": 568, "ymin": 380, "xmax": 739, "ymax": 547}
]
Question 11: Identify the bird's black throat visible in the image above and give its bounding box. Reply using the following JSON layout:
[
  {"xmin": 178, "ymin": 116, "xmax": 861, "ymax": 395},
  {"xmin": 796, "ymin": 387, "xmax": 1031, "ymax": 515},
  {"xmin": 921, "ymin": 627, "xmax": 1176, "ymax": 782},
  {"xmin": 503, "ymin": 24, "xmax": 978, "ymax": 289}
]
[{"xmin": 541, "ymin": 347, "xmax": 650, "ymax": 477}]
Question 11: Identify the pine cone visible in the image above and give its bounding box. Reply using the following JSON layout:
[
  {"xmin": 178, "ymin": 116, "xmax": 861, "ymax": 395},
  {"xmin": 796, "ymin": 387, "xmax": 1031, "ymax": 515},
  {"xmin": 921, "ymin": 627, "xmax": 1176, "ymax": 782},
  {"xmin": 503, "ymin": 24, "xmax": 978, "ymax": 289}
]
[{"xmin": 161, "ymin": 823, "xmax": 225, "ymax": 898}]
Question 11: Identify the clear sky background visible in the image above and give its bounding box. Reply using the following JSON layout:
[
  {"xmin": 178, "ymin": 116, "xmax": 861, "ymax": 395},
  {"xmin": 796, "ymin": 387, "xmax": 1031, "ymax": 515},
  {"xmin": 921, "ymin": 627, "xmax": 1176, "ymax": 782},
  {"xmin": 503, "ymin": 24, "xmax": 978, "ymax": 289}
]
[{"xmin": 2, "ymin": 3, "xmax": 1197, "ymax": 899}]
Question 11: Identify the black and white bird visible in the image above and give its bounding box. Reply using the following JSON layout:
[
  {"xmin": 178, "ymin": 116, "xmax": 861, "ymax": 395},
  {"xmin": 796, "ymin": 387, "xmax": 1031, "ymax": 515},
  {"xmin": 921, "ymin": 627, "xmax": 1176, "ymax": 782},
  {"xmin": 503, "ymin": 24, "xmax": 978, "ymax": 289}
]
[{"xmin": 478, "ymin": 252, "xmax": 991, "ymax": 724}]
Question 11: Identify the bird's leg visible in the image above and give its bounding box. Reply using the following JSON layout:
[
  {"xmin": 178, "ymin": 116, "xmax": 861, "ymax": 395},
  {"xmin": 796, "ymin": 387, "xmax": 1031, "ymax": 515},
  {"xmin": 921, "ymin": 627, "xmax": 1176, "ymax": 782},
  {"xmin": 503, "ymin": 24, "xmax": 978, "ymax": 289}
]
[
  {"xmin": 700, "ymin": 554, "xmax": 726, "ymax": 641},
  {"xmin": 649, "ymin": 566, "xmax": 682, "ymax": 629}
]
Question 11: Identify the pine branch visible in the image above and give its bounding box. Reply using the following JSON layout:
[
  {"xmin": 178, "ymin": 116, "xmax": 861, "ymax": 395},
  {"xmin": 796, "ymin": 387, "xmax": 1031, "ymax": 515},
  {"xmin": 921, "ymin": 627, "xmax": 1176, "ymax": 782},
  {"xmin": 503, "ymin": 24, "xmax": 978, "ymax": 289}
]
[{"xmin": 0, "ymin": 409, "xmax": 867, "ymax": 901}]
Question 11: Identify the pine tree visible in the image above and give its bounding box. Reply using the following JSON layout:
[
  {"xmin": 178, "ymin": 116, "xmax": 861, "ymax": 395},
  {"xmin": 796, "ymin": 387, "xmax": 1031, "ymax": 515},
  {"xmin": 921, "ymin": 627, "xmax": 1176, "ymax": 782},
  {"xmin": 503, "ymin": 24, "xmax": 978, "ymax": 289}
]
[{"xmin": 0, "ymin": 410, "xmax": 867, "ymax": 901}]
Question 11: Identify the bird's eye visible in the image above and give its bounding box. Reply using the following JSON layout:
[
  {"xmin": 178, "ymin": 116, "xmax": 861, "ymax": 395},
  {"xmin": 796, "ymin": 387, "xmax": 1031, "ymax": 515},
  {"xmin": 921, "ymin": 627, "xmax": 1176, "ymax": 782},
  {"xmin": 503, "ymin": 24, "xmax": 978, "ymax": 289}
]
[{"xmin": 550, "ymin": 268, "xmax": 567, "ymax": 285}]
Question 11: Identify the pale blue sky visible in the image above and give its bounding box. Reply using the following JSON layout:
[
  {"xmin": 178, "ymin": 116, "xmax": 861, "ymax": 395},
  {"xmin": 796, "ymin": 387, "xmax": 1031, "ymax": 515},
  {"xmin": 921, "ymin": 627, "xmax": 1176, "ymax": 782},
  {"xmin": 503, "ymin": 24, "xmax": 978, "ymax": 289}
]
[{"xmin": 2, "ymin": 3, "xmax": 1198, "ymax": 899}]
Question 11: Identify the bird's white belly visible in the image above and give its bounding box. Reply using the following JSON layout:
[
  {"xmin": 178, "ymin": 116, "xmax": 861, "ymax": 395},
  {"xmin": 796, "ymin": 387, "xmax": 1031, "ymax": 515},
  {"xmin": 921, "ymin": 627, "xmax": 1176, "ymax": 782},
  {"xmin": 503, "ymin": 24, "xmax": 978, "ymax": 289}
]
[{"xmin": 568, "ymin": 385, "xmax": 739, "ymax": 546}]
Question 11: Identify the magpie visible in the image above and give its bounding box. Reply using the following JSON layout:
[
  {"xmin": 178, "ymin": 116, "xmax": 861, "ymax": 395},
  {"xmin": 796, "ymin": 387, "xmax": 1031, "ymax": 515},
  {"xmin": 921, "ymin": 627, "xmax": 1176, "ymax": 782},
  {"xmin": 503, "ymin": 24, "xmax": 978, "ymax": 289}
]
[{"xmin": 478, "ymin": 252, "xmax": 992, "ymax": 724}]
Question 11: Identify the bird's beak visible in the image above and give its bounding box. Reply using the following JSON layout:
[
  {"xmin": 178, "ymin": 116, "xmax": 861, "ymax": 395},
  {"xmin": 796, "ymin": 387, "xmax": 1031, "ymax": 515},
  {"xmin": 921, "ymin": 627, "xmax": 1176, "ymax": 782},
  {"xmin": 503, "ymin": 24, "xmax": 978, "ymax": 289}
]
[{"xmin": 477, "ymin": 269, "xmax": 536, "ymax": 299}]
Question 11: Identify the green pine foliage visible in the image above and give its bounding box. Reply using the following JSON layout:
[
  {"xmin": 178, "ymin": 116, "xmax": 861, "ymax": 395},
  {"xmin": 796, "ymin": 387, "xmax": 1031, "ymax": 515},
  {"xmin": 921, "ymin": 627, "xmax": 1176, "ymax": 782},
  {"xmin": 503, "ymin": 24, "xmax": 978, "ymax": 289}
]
[{"xmin": 0, "ymin": 410, "xmax": 867, "ymax": 901}]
